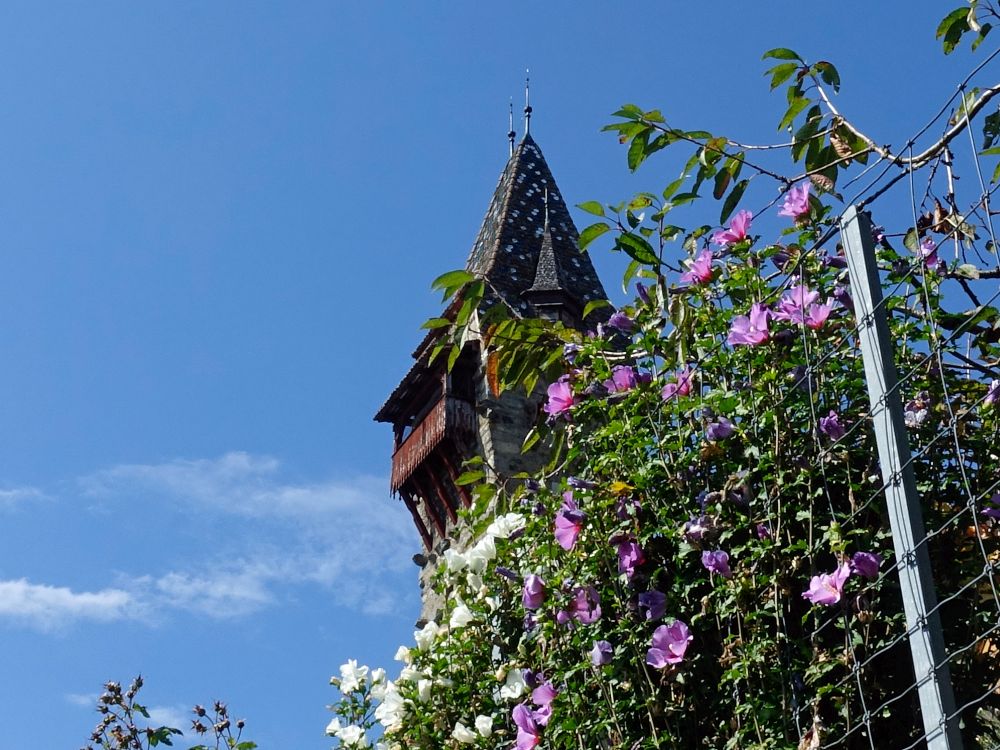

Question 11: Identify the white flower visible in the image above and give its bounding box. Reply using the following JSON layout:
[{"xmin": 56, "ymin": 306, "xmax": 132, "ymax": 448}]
[
  {"xmin": 371, "ymin": 677, "xmax": 394, "ymax": 700},
  {"xmin": 393, "ymin": 645, "xmax": 412, "ymax": 664},
  {"xmin": 486, "ymin": 512, "xmax": 525, "ymax": 539},
  {"xmin": 466, "ymin": 572, "xmax": 484, "ymax": 592},
  {"xmin": 371, "ymin": 667, "xmax": 386, "ymax": 684},
  {"xmin": 325, "ymin": 717, "xmax": 342, "ymax": 737},
  {"xmin": 452, "ymin": 721, "xmax": 477, "ymax": 744},
  {"xmin": 466, "ymin": 535, "xmax": 496, "ymax": 573},
  {"xmin": 414, "ymin": 621, "xmax": 440, "ymax": 650},
  {"xmin": 444, "ymin": 548, "xmax": 469, "ymax": 572},
  {"xmin": 374, "ymin": 685, "xmax": 406, "ymax": 731},
  {"xmin": 398, "ymin": 666, "xmax": 423, "ymax": 683},
  {"xmin": 336, "ymin": 724, "xmax": 369, "ymax": 747},
  {"xmin": 475, "ymin": 714, "xmax": 494, "ymax": 738},
  {"xmin": 498, "ymin": 668, "xmax": 526, "ymax": 700},
  {"xmin": 338, "ymin": 659, "xmax": 369, "ymax": 693},
  {"xmin": 484, "ymin": 596, "xmax": 500, "ymax": 611},
  {"xmin": 450, "ymin": 602, "xmax": 476, "ymax": 629},
  {"xmin": 417, "ymin": 678, "xmax": 433, "ymax": 703}
]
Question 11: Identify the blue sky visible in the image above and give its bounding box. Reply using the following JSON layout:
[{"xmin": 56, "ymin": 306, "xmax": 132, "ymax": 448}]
[{"xmin": 0, "ymin": 2, "xmax": 983, "ymax": 747}]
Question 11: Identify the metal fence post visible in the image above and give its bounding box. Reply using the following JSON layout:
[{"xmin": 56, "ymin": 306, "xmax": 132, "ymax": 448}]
[{"xmin": 839, "ymin": 206, "xmax": 961, "ymax": 748}]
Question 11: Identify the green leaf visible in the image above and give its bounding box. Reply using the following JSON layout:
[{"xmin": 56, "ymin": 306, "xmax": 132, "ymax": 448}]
[
  {"xmin": 621, "ymin": 258, "xmax": 642, "ymax": 292},
  {"xmin": 814, "ymin": 61, "xmax": 840, "ymax": 93},
  {"xmin": 521, "ymin": 427, "xmax": 541, "ymax": 454},
  {"xmin": 766, "ymin": 62, "xmax": 799, "ymax": 90},
  {"xmin": 983, "ymin": 111, "xmax": 1000, "ymax": 150},
  {"xmin": 713, "ymin": 166, "xmax": 731, "ymax": 200},
  {"xmin": 616, "ymin": 233, "xmax": 660, "ymax": 266},
  {"xmin": 431, "ymin": 269, "xmax": 474, "ymax": 296},
  {"xmin": 583, "ymin": 298, "xmax": 611, "ymax": 318},
  {"xmin": 670, "ymin": 191, "xmax": 700, "ymax": 206},
  {"xmin": 762, "ymin": 47, "xmax": 802, "ymax": 62},
  {"xmin": 955, "ymin": 263, "xmax": 981, "ymax": 279},
  {"xmin": 937, "ymin": 6, "xmax": 971, "ymax": 53},
  {"xmin": 611, "ymin": 103, "xmax": 644, "ymax": 120},
  {"xmin": 903, "ymin": 228, "xmax": 919, "ymax": 252},
  {"xmin": 662, "ymin": 176, "xmax": 686, "ymax": 201},
  {"xmin": 447, "ymin": 343, "xmax": 461, "ymax": 371},
  {"xmin": 719, "ymin": 179, "xmax": 750, "ymax": 224},
  {"xmin": 627, "ymin": 129, "xmax": 651, "ymax": 171},
  {"xmin": 579, "ymin": 221, "xmax": 611, "ymax": 251},
  {"xmin": 456, "ymin": 470, "xmax": 485, "ymax": 485},
  {"xmin": 778, "ymin": 96, "xmax": 810, "ymax": 132},
  {"xmin": 420, "ymin": 317, "xmax": 452, "ymax": 330},
  {"xmin": 577, "ymin": 200, "xmax": 605, "ymax": 217},
  {"xmin": 972, "ymin": 22, "xmax": 992, "ymax": 50}
]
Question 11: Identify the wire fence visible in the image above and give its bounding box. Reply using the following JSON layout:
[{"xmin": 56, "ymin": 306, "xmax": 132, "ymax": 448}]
[{"xmin": 771, "ymin": 195, "xmax": 1000, "ymax": 748}]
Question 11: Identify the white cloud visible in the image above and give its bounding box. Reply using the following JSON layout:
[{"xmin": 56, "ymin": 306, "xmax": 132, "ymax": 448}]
[
  {"xmin": 0, "ymin": 579, "xmax": 134, "ymax": 630},
  {"xmin": 80, "ymin": 453, "xmax": 416, "ymax": 619},
  {"xmin": 65, "ymin": 692, "xmax": 98, "ymax": 707},
  {"xmin": 0, "ymin": 486, "xmax": 46, "ymax": 510},
  {"xmin": 0, "ymin": 454, "xmax": 418, "ymax": 630},
  {"xmin": 147, "ymin": 704, "xmax": 191, "ymax": 731}
]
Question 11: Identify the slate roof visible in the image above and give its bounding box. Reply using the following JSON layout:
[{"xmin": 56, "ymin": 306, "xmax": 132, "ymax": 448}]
[
  {"xmin": 526, "ymin": 216, "xmax": 565, "ymax": 293},
  {"xmin": 375, "ymin": 135, "xmax": 607, "ymax": 424},
  {"xmin": 465, "ymin": 134, "xmax": 607, "ymax": 315}
]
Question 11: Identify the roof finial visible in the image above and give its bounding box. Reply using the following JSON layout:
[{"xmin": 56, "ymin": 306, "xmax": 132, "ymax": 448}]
[
  {"xmin": 508, "ymin": 99, "xmax": 516, "ymax": 156},
  {"xmin": 524, "ymin": 69, "xmax": 532, "ymax": 135}
]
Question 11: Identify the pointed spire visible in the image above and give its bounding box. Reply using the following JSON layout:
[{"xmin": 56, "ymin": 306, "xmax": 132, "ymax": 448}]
[
  {"xmin": 508, "ymin": 100, "xmax": 516, "ymax": 157},
  {"xmin": 523, "ymin": 70, "xmax": 532, "ymax": 136}
]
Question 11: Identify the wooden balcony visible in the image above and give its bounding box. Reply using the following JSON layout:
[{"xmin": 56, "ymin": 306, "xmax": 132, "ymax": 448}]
[{"xmin": 390, "ymin": 396, "xmax": 476, "ymax": 492}]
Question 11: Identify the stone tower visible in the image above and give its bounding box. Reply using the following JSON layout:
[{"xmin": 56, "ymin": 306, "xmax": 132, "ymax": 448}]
[{"xmin": 373, "ymin": 131, "xmax": 607, "ymax": 616}]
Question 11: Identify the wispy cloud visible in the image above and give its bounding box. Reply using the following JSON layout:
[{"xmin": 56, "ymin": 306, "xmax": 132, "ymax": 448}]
[
  {"xmin": 0, "ymin": 486, "xmax": 47, "ymax": 510},
  {"xmin": 0, "ymin": 579, "xmax": 135, "ymax": 630},
  {"xmin": 66, "ymin": 694, "xmax": 192, "ymax": 736},
  {"xmin": 146, "ymin": 704, "xmax": 191, "ymax": 732},
  {"xmin": 0, "ymin": 453, "xmax": 416, "ymax": 630},
  {"xmin": 87, "ymin": 452, "xmax": 415, "ymax": 617}
]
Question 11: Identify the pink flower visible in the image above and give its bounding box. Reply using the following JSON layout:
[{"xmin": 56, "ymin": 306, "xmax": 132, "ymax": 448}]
[
  {"xmin": 711, "ymin": 210, "xmax": 753, "ymax": 247},
  {"xmin": 773, "ymin": 285, "xmax": 833, "ymax": 330},
  {"xmin": 819, "ymin": 410, "xmax": 846, "ymax": 441},
  {"xmin": 512, "ymin": 703, "xmax": 542, "ymax": 750},
  {"xmin": 661, "ymin": 367, "xmax": 693, "ymax": 401},
  {"xmin": 522, "ymin": 574, "xmax": 545, "ymax": 610},
  {"xmin": 850, "ymin": 551, "xmax": 880, "ymax": 579},
  {"xmin": 679, "ymin": 250, "xmax": 714, "ymax": 284},
  {"xmin": 805, "ymin": 300, "xmax": 833, "ymax": 329},
  {"xmin": 701, "ymin": 550, "xmax": 732, "ymax": 578},
  {"xmin": 727, "ymin": 303, "xmax": 771, "ymax": 346},
  {"xmin": 778, "ymin": 183, "xmax": 811, "ymax": 221},
  {"xmin": 527, "ymin": 681, "xmax": 558, "ymax": 727},
  {"xmin": 646, "ymin": 620, "xmax": 692, "ymax": 668},
  {"xmin": 569, "ymin": 585, "xmax": 602, "ymax": 624},
  {"xmin": 604, "ymin": 365, "xmax": 638, "ymax": 394},
  {"xmin": 919, "ymin": 237, "xmax": 939, "ymax": 267},
  {"xmin": 616, "ymin": 538, "xmax": 645, "ymax": 579},
  {"xmin": 554, "ymin": 493, "xmax": 585, "ymax": 550},
  {"xmin": 543, "ymin": 378, "xmax": 574, "ymax": 417},
  {"xmin": 802, "ymin": 562, "xmax": 851, "ymax": 606},
  {"xmin": 986, "ymin": 379, "xmax": 1000, "ymax": 407}
]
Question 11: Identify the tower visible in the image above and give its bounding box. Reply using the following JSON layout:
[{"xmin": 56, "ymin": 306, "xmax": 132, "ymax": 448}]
[{"xmin": 374, "ymin": 125, "xmax": 607, "ymax": 613}]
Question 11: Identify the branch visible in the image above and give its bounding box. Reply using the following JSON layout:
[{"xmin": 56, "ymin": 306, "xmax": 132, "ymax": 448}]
[{"xmin": 814, "ymin": 72, "xmax": 1000, "ymax": 169}]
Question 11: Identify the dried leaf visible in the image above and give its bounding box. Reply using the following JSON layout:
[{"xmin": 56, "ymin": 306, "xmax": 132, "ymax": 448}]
[
  {"xmin": 798, "ymin": 716, "xmax": 823, "ymax": 750},
  {"xmin": 809, "ymin": 172, "xmax": 834, "ymax": 194},
  {"xmin": 830, "ymin": 131, "xmax": 853, "ymax": 159},
  {"xmin": 486, "ymin": 351, "xmax": 500, "ymax": 396}
]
